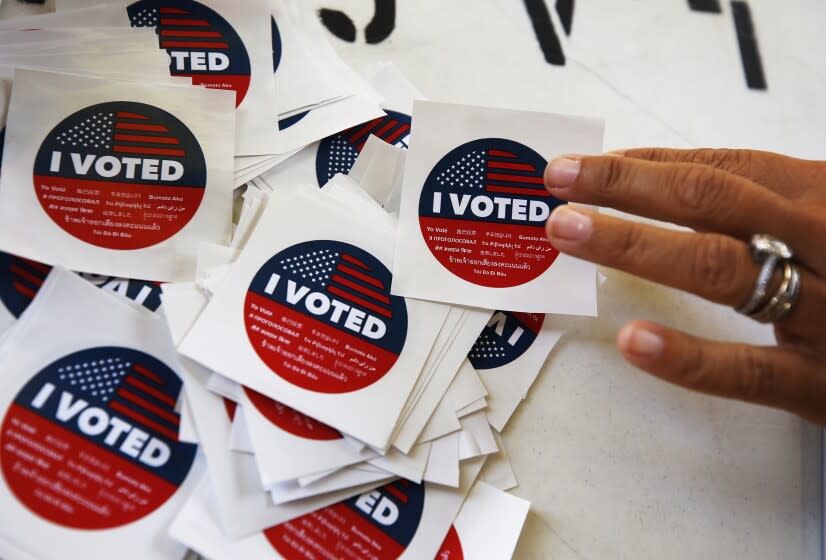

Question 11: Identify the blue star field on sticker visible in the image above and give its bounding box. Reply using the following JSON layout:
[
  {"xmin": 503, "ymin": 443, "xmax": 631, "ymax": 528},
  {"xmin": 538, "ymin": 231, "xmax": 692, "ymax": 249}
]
[
  {"xmin": 437, "ymin": 150, "xmax": 486, "ymax": 188},
  {"xmin": 55, "ymin": 112, "xmax": 114, "ymax": 149},
  {"xmin": 280, "ymin": 249, "xmax": 339, "ymax": 287},
  {"xmin": 57, "ymin": 356, "xmax": 132, "ymax": 402}
]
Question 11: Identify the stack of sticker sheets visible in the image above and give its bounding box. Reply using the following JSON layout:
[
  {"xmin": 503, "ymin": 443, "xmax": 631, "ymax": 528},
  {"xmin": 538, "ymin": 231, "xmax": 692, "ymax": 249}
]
[{"xmin": 0, "ymin": 2, "xmax": 604, "ymax": 559}]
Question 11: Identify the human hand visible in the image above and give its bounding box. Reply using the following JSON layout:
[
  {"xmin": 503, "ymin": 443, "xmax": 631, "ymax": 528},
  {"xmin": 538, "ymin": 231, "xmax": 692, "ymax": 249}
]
[{"xmin": 543, "ymin": 149, "xmax": 826, "ymax": 426}]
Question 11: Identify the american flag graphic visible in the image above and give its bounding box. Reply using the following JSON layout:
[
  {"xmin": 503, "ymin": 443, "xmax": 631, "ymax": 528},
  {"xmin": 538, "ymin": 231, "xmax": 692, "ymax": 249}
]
[
  {"xmin": 280, "ymin": 248, "xmax": 394, "ymax": 319},
  {"xmin": 436, "ymin": 148, "xmax": 549, "ymax": 197},
  {"xmin": 57, "ymin": 356, "xmax": 181, "ymax": 442},
  {"xmin": 55, "ymin": 110, "xmax": 185, "ymax": 158},
  {"xmin": 468, "ymin": 330, "xmax": 508, "ymax": 361},
  {"xmin": 4, "ymin": 256, "xmax": 50, "ymax": 303},
  {"xmin": 320, "ymin": 111, "xmax": 411, "ymax": 183},
  {"xmin": 346, "ymin": 114, "xmax": 411, "ymax": 152},
  {"xmin": 131, "ymin": 5, "xmax": 231, "ymax": 51}
]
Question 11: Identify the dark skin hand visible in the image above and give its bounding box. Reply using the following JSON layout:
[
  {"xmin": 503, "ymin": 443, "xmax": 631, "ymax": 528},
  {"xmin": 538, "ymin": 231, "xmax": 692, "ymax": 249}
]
[{"xmin": 543, "ymin": 148, "xmax": 826, "ymax": 427}]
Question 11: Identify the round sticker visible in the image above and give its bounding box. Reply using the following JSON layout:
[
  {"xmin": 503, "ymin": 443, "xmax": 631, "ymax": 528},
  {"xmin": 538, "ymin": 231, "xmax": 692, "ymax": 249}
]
[
  {"xmin": 244, "ymin": 240, "xmax": 408, "ymax": 394},
  {"xmin": 243, "ymin": 387, "xmax": 341, "ymax": 441},
  {"xmin": 468, "ymin": 311, "xmax": 544, "ymax": 370},
  {"xmin": 33, "ymin": 101, "xmax": 207, "ymax": 251},
  {"xmin": 128, "ymin": 0, "xmax": 252, "ymax": 107},
  {"xmin": 315, "ymin": 110, "xmax": 412, "ymax": 187},
  {"xmin": 418, "ymin": 138, "xmax": 564, "ymax": 288},
  {"xmin": 0, "ymin": 251, "xmax": 51, "ymax": 319},
  {"xmin": 264, "ymin": 480, "xmax": 425, "ymax": 559},
  {"xmin": 436, "ymin": 526, "xmax": 464, "ymax": 559},
  {"xmin": 0, "ymin": 347, "xmax": 197, "ymax": 530}
]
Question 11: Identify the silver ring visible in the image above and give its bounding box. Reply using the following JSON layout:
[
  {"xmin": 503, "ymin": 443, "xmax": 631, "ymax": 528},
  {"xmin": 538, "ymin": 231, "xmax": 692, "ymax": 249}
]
[
  {"xmin": 751, "ymin": 261, "xmax": 801, "ymax": 323},
  {"xmin": 736, "ymin": 234, "xmax": 800, "ymax": 323}
]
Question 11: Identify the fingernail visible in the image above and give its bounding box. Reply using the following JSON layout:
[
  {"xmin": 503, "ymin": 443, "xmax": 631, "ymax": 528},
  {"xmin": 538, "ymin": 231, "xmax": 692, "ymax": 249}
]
[
  {"xmin": 544, "ymin": 156, "xmax": 582, "ymax": 190},
  {"xmin": 547, "ymin": 206, "xmax": 592, "ymax": 242},
  {"xmin": 618, "ymin": 324, "xmax": 664, "ymax": 358}
]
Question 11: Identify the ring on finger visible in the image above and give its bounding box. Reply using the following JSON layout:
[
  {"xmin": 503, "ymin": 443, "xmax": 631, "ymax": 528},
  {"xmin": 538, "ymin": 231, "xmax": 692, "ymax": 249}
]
[{"xmin": 736, "ymin": 234, "xmax": 801, "ymax": 323}]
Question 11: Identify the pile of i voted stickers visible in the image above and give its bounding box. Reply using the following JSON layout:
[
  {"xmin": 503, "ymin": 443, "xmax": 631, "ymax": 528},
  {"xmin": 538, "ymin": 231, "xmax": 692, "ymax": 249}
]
[{"xmin": 0, "ymin": 2, "xmax": 605, "ymax": 559}]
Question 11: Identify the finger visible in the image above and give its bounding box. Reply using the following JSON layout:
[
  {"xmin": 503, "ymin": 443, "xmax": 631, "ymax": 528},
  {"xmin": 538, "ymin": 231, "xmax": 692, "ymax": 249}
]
[
  {"xmin": 616, "ymin": 148, "xmax": 826, "ymax": 199},
  {"xmin": 545, "ymin": 206, "xmax": 826, "ymax": 340},
  {"xmin": 544, "ymin": 155, "xmax": 826, "ymax": 277},
  {"xmin": 616, "ymin": 320, "xmax": 826, "ymax": 427}
]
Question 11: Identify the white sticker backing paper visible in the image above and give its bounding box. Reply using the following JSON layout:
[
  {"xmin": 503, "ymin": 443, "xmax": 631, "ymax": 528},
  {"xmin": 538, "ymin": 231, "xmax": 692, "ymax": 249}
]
[
  {"xmin": 393, "ymin": 100, "xmax": 604, "ymax": 315},
  {"xmin": 0, "ymin": 267, "xmax": 201, "ymax": 560},
  {"xmin": 0, "ymin": 68, "xmax": 235, "ymax": 282},
  {"xmin": 179, "ymin": 187, "xmax": 450, "ymax": 449}
]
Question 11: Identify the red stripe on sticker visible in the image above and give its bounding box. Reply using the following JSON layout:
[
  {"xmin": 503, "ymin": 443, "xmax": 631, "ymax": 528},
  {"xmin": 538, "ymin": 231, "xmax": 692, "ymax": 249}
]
[
  {"xmin": 373, "ymin": 119, "xmax": 399, "ymax": 140},
  {"xmin": 347, "ymin": 118, "xmax": 383, "ymax": 143},
  {"xmin": 384, "ymin": 483, "xmax": 409, "ymax": 504},
  {"xmin": 109, "ymin": 401, "xmax": 178, "ymax": 441},
  {"xmin": 114, "ymin": 134, "xmax": 180, "ymax": 145},
  {"xmin": 340, "ymin": 254, "xmax": 371, "ymax": 271},
  {"xmin": 113, "ymin": 145, "xmax": 185, "ymax": 157},
  {"xmin": 160, "ymin": 41, "xmax": 229, "ymax": 49},
  {"xmin": 489, "ymin": 149, "xmax": 518, "ymax": 158},
  {"xmin": 159, "ymin": 18, "xmax": 209, "ymax": 26},
  {"xmin": 117, "ymin": 388, "xmax": 180, "ymax": 425},
  {"xmin": 486, "ymin": 185, "xmax": 551, "ymax": 197},
  {"xmin": 125, "ymin": 376, "xmax": 177, "ymax": 407},
  {"xmin": 486, "ymin": 173, "xmax": 544, "ymax": 184},
  {"xmin": 336, "ymin": 264, "xmax": 384, "ymax": 290},
  {"xmin": 115, "ymin": 122, "xmax": 168, "ymax": 132},
  {"xmin": 330, "ymin": 274, "xmax": 391, "ymax": 305},
  {"xmin": 383, "ymin": 123, "xmax": 411, "ymax": 145},
  {"xmin": 159, "ymin": 30, "xmax": 221, "ymax": 37},
  {"xmin": 16, "ymin": 257, "xmax": 51, "ymax": 274},
  {"xmin": 12, "ymin": 281, "xmax": 36, "ymax": 299},
  {"xmin": 327, "ymin": 286, "xmax": 392, "ymax": 318},
  {"xmin": 116, "ymin": 112, "xmax": 148, "ymax": 120},
  {"xmin": 159, "ymin": 7, "xmax": 189, "ymax": 14},
  {"xmin": 488, "ymin": 161, "xmax": 535, "ymax": 171},
  {"xmin": 133, "ymin": 364, "xmax": 165, "ymax": 385},
  {"xmin": 9, "ymin": 264, "xmax": 44, "ymax": 287}
]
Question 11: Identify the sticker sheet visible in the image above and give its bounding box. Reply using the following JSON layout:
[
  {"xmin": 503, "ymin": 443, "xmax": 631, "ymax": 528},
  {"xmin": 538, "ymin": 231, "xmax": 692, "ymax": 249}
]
[
  {"xmin": 473, "ymin": 311, "xmax": 563, "ymax": 431},
  {"xmin": 171, "ymin": 456, "xmax": 487, "ymax": 560},
  {"xmin": 0, "ymin": 267, "xmax": 201, "ymax": 560},
  {"xmin": 0, "ymin": 68, "xmax": 235, "ymax": 282},
  {"xmin": 394, "ymin": 101, "xmax": 604, "ymax": 315},
  {"xmin": 180, "ymin": 188, "xmax": 450, "ymax": 449},
  {"xmin": 435, "ymin": 481, "xmax": 530, "ymax": 560}
]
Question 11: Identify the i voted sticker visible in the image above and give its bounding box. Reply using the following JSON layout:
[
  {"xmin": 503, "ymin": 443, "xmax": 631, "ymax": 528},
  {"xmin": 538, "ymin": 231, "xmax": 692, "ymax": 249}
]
[
  {"xmin": 0, "ymin": 252, "xmax": 163, "ymax": 319},
  {"xmin": 244, "ymin": 240, "xmax": 408, "ymax": 394},
  {"xmin": 0, "ymin": 347, "xmax": 197, "ymax": 530},
  {"xmin": 33, "ymin": 101, "xmax": 207, "ymax": 251},
  {"xmin": 128, "ymin": 0, "xmax": 252, "ymax": 107},
  {"xmin": 436, "ymin": 526, "xmax": 464, "ymax": 559},
  {"xmin": 468, "ymin": 311, "xmax": 544, "ymax": 370},
  {"xmin": 243, "ymin": 387, "xmax": 341, "ymax": 441},
  {"xmin": 264, "ymin": 480, "xmax": 425, "ymax": 559},
  {"xmin": 315, "ymin": 110, "xmax": 412, "ymax": 187},
  {"xmin": 418, "ymin": 138, "xmax": 563, "ymax": 288}
]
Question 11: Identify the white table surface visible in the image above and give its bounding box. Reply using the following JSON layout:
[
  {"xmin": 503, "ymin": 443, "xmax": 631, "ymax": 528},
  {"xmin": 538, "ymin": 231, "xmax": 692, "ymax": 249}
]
[{"xmin": 0, "ymin": 0, "xmax": 822, "ymax": 558}]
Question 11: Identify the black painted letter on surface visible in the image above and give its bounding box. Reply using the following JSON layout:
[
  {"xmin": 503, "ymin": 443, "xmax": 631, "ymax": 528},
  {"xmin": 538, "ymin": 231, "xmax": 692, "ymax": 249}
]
[
  {"xmin": 523, "ymin": 0, "xmax": 566, "ymax": 65},
  {"xmin": 731, "ymin": 1, "xmax": 767, "ymax": 90}
]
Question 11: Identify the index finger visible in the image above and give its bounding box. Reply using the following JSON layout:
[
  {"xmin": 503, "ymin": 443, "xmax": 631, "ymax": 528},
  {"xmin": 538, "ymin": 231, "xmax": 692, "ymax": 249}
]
[{"xmin": 618, "ymin": 148, "xmax": 825, "ymax": 199}]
